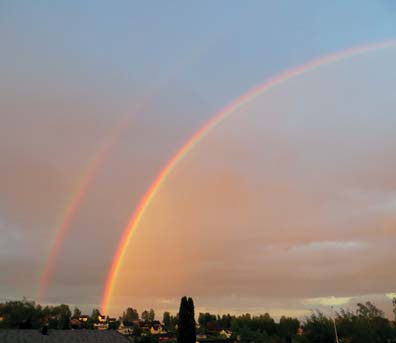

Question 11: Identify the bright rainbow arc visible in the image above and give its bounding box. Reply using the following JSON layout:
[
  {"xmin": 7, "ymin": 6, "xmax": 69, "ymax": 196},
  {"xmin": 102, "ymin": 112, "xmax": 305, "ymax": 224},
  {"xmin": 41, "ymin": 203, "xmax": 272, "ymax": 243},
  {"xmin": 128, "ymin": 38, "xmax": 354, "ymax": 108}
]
[
  {"xmin": 101, "ymin": 39, "xmax": 396, "ymax": 314},
  {"xmin": 37, "ymin": 37, "xmax": 215, "ymax": 302}
]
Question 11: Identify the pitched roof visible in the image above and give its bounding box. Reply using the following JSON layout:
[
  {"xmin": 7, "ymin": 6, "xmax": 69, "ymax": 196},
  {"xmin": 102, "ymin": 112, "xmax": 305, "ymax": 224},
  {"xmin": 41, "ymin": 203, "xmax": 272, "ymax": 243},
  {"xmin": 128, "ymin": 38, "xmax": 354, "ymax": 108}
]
[{"xmin": 0, "ymin": 330, "xmax": 129, "ymax": 343}]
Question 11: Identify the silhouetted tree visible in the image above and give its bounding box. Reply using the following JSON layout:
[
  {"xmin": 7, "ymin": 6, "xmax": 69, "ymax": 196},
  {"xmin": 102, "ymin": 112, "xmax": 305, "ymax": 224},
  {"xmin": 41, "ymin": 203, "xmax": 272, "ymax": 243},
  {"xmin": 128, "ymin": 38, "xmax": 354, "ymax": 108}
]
[
  {"xmin": 90, "ymin": 308, "xmax": 101, "ymax": 323},
  {"xmin": 198, "ymin": 312, "xmax": 217, "ymax": 332},
  {"xmin": 108, "ymin": 319, "xmax": 120, "ymax": 330},
  {"xmin": 72, "ymin": 307, "xmax": 81, "ymax": 319},
  {"xmin": 163, "ymin": 311, "xmax": 171, "ymax": 328},
  {"xmin": 53, "ymin": 304, "xmax": 71, "ymax": 329},
  {"xmin": 170, "ymin": 313, "xmax": 179, "ymax": 329},
  {"xmin": 149, "ymin": 308, "xmax": 155, "ymax": 321},
  {"xmin": 279, "ymin": 316, "xmax": 300, "ymax": 341},
  {"xmin": 0, "ymin": 298, "xmax": 44, "ymax": 329},
  {"xmin": 178, "ymin": 296, "xmax": 196, "ymax": 343},
  {"xmin": 239, "ymin": 326, "xmax": 270, "ymax": 343},
  {"xmin": 142, "ymin": 310, "xmax": 150, "ymax": 321},
  {"xmin": 393, "ymin": 298, "xmax": 396, "ymax": 322},
  {"xmin": 123, "ymin": 307, "xmax": 139, "ymax": 321},
  {"xmin": 133, "ymin": 323, "xmax": 142, "ymax": 336},
  {"xmin": 304, "ymin": 311, "xmax": 334, "ymax": 343},
  {"xmin": 337, "ymin": 302, "xmax": 392, "ymax": 343},
  {"xmin": 356, "ymin": 301, "xmax": 384, "ymax": 319}
]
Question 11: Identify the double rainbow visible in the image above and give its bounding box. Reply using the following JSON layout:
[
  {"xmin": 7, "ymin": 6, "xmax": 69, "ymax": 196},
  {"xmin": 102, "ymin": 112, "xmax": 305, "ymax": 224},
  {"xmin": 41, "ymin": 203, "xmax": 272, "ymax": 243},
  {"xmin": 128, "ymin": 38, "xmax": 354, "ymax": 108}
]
[{"xmin": 100, "ymin": 39, "xmax": 396, "ymax": 314}]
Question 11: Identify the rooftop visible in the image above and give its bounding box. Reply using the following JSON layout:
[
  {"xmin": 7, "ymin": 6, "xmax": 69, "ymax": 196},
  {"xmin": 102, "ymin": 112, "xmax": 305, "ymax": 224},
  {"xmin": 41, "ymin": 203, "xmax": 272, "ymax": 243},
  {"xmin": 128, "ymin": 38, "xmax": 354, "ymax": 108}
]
[{"xmin": 0, "ymin": 330, "xmax": 129, "ymax": 343}]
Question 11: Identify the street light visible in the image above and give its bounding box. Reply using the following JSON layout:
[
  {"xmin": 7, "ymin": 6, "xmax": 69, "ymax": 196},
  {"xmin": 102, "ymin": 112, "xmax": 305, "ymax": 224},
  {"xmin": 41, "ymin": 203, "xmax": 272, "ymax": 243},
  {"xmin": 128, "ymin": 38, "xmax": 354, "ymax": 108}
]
[{"xmin": 330, "ymin": 306, "xmax": 339, "ymax": 343}]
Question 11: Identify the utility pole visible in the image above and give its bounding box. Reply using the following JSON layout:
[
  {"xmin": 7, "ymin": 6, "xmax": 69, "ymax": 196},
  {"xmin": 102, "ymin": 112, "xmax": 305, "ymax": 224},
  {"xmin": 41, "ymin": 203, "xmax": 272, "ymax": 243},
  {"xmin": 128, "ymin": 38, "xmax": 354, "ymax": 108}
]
[{"xmin": 330, "ymin": 306, "xmax": 339, "ymax": 343}]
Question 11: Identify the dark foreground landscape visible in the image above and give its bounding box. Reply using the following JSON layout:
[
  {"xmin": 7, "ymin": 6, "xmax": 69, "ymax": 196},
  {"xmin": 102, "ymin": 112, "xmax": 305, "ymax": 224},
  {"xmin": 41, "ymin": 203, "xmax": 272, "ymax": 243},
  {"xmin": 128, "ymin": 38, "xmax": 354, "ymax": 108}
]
[
  {"xmin": 0, "ymin": 330, "xmax": 128, "ymax": 343},
  {"xmin": 1, "ymin": 296, "xmax": 396, "ymax": 343}
]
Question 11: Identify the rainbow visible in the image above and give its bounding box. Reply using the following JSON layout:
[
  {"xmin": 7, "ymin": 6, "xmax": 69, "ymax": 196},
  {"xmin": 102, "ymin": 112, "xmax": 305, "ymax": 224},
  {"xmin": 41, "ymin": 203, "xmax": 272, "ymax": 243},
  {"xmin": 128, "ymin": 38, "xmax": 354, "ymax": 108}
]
[
  {"xmin": 36, "ymin": 117, "xmax": 128, "ymax": 303},
  {"xmin": 36, "ymin": 40, "xmax": 213, "ymax": 302},
  {"xmin": 100, "ymin": 39, "xmax": 396, "ymax": 314}
]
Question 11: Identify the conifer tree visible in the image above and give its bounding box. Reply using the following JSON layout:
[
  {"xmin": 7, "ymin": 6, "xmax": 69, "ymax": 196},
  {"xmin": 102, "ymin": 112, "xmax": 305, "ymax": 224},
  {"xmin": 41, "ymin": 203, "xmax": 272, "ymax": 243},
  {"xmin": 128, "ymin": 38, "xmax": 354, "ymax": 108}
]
[{"xmin": 178, "ymin": 296, "xmax": 196, "ymax": 343}]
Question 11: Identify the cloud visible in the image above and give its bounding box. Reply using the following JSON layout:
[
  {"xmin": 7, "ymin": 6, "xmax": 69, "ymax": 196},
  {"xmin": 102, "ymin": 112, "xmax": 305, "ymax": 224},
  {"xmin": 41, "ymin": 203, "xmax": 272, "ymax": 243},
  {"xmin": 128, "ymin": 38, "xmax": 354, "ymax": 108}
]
[
  {"xmin": 303, "ymin": 296, "xmax": 352, "ymax": 307},
  {"xmin": 1, "ymin": 43, "xmax": 396, "ymax": 318},
  {"xmin": 111, "ymin": 52, "xmax": 396, "ymax": 317},
  {"xmin": 291, "ymin": 240, "xmax": 366, "ymax": 253}
]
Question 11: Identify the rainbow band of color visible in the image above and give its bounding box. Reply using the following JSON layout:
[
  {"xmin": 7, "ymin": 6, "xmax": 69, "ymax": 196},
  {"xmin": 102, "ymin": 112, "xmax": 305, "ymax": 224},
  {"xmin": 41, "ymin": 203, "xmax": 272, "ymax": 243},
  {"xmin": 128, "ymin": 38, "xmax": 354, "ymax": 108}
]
[
  {"xmin": 37, "ymin": 116, "xmax": 129, "ymax": 303},
  {"xmin": 37, "ymin": 39, "xmax": 215, "ymax": 302},
  {"xmin": 101, "ymin": 39, "xmax": 396, "ymax": 314}
]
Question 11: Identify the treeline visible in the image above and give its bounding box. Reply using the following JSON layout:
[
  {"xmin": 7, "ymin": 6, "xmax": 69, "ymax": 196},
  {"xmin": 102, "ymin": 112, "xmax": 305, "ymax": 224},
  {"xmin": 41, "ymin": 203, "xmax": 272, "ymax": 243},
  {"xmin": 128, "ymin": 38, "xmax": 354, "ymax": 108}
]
[
  {"xmin": 0, "ymin": 299, "xmax": 165, "ymax": 330},
  {"xmin": 122, "ymin": 307, "xmax": 157, "ymax": 322},
  {"xmin": 0, "ymin": 298, "xmax": 72, "ymax": 329},
  {"xmin": 196, "ymin": 300, "xmax": 396, "ymax": 343},
  {"xmin": 1, "ymin": 297, "xmax": 396, "ymax": 343},
  {"xmin": 198, "ymin": 312, "xmax": 299, "ymax": 341}
]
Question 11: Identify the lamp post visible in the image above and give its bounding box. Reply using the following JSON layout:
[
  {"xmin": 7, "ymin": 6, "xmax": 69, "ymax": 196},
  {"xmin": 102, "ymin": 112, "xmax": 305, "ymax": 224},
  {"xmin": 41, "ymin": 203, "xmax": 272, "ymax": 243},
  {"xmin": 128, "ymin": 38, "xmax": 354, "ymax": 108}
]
[{"xmin": 330, "ymin": 306, "xmax": 339, "ymax": 343}]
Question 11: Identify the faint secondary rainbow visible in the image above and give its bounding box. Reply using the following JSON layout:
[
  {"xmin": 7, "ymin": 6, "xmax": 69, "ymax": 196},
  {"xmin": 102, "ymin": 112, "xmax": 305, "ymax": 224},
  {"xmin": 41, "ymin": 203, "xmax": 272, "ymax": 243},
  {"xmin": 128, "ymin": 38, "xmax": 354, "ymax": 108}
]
[
  {"xmin": 37, "ymin": 91, "xmax": 160, "ymax": 302},
  {"xmin": 36, "ymin": 117, "xmax": 128, "ymax": 303},
  {"xmin": 37, "ymin": 35, "xmax": 218, "ymax": 302},
  {"xmin": 101, "ymin": 39, "xmax": 396, "ymax": 314}
]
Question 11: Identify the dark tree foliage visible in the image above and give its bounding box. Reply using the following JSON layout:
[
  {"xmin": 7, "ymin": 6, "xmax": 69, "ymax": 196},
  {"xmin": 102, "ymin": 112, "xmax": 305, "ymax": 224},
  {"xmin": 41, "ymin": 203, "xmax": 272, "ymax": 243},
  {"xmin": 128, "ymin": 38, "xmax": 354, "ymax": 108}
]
[
  {"xmin": 303, "ymin": 311, "xmax": 334, "ymax": 343},
  {"xmin": 229, "ymin": 313, "xmax": 277, "ymax": 336},
  {"xmin": 123, "ymin": 307, "xmax": 139, "ymax": 321},
  {"xmin": 163, "ymin": 311, "xmax": 171, "ymax": 328},
  {"xmin": 133, "ymin": 323, "xmax": 142, "ymax": 336},
  {"xmin": 141, "ymin": 332, "xmax": 159, "ymax": 343},
  {"xmin": 0, "ymin": 299, "xmax": 43, "ymax": 329},
  {"xmin": 178, "ymin": 296, "xmax": 196, "ymax": 343},
  {"xmin": 50, "ymin": 304, "xmax": 71, "ymax": 329},
  {"xmin": 170, "ymin": 313, "xmax": 179, "ymax": 329},
  {"xmin": 393, "ymin": 297, "xmax": 396, "ymax": 322},
  {"xmin": 0, "ymin": 297, "xmax": 396, "ymax": 342},
  {"xmin": 239, "ymin": 326, "xmax": 271, "ymax": 343},
  {"xmin": 150, "ymin": 309, "xmax": 155, "ymax": 321},
  {"xmin": 279, "ymin": 316, "xmax": 300, "ymax": 341},
  {"xmin": 108, "ymin": 319, "xmax": 120, "ymax": 330},
  {"xmin": 198, "ymin": 312, "xmax": 217, "ymax": 328},
  {"xmin": 0, "ymin": 299, "xmax": 71, "ymax": 329},
  {"xmin": 142, "ymin": 310, "xmax": 150, "ymax": 321},
  {"xmin": 336, "ymin": 302, "xmax": 393, "ymax": 343},
  {"xmin": 90, "ymin": 308, "xmax": 101, "ymax": 323},
  {"xmin": 72, "ymin": 307, "xmax": 81, "ymax": 319},
  {"xmin": 198, "ymin": 312, "xmax": 302, "ymax": 342}
]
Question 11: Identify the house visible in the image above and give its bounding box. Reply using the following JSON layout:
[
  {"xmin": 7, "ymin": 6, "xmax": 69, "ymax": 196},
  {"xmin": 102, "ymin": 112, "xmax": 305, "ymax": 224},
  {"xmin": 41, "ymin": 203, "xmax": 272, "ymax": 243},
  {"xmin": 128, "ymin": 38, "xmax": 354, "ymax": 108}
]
[
  {"xmin": 94, "ymin": 322, "xmax": 109, "ymax": 330},
  {"xmin": 78, "ymin": 315, "xmax": 89, "ymax": 322},
  {"xmin": 197, "ymin": 333, "xmax": 207, "ymax": 340},
  {"xmin": 118, "ymin": 319, "xmax": 167, "ymax": 336},
  {"xmin": 219, "ymin": 329, "xmax": 232, "ymax": 338},
  {"xmin": 118, "ymin": 326, "xmax": 133, "ymax": 336},
  {"xmin": 120, "ymin": 320, "xmax": 134, "ymax": 328},
  {"xmin": 148, "ymin": 320, "xmax": 166, "ymax": 335},
  {"xmin": 93, "ymin": 313, "xmax": 109, "ymax": 330},
  {"xmin": 70, "ymin": 318, "xmax": 82, "ymax": 329},
  {"xmin": 150, "ymin": 324, "xmax": 166, "ymax": 335},
  {"xmin": 118, "ymin": 320, "xmax": 139, "ymax": 335},
  {"xmin": 297, "ymin": 327, "xmax": 304, "ymax": 336}
]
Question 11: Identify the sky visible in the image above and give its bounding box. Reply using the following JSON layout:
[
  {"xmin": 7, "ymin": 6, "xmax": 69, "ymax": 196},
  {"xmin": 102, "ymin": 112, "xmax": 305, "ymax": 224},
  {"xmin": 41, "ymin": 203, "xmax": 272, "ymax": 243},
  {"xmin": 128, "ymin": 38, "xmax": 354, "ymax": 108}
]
[{"xmin": 1, "ymin": 1, "xmax": 396, "ymax": 318}]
